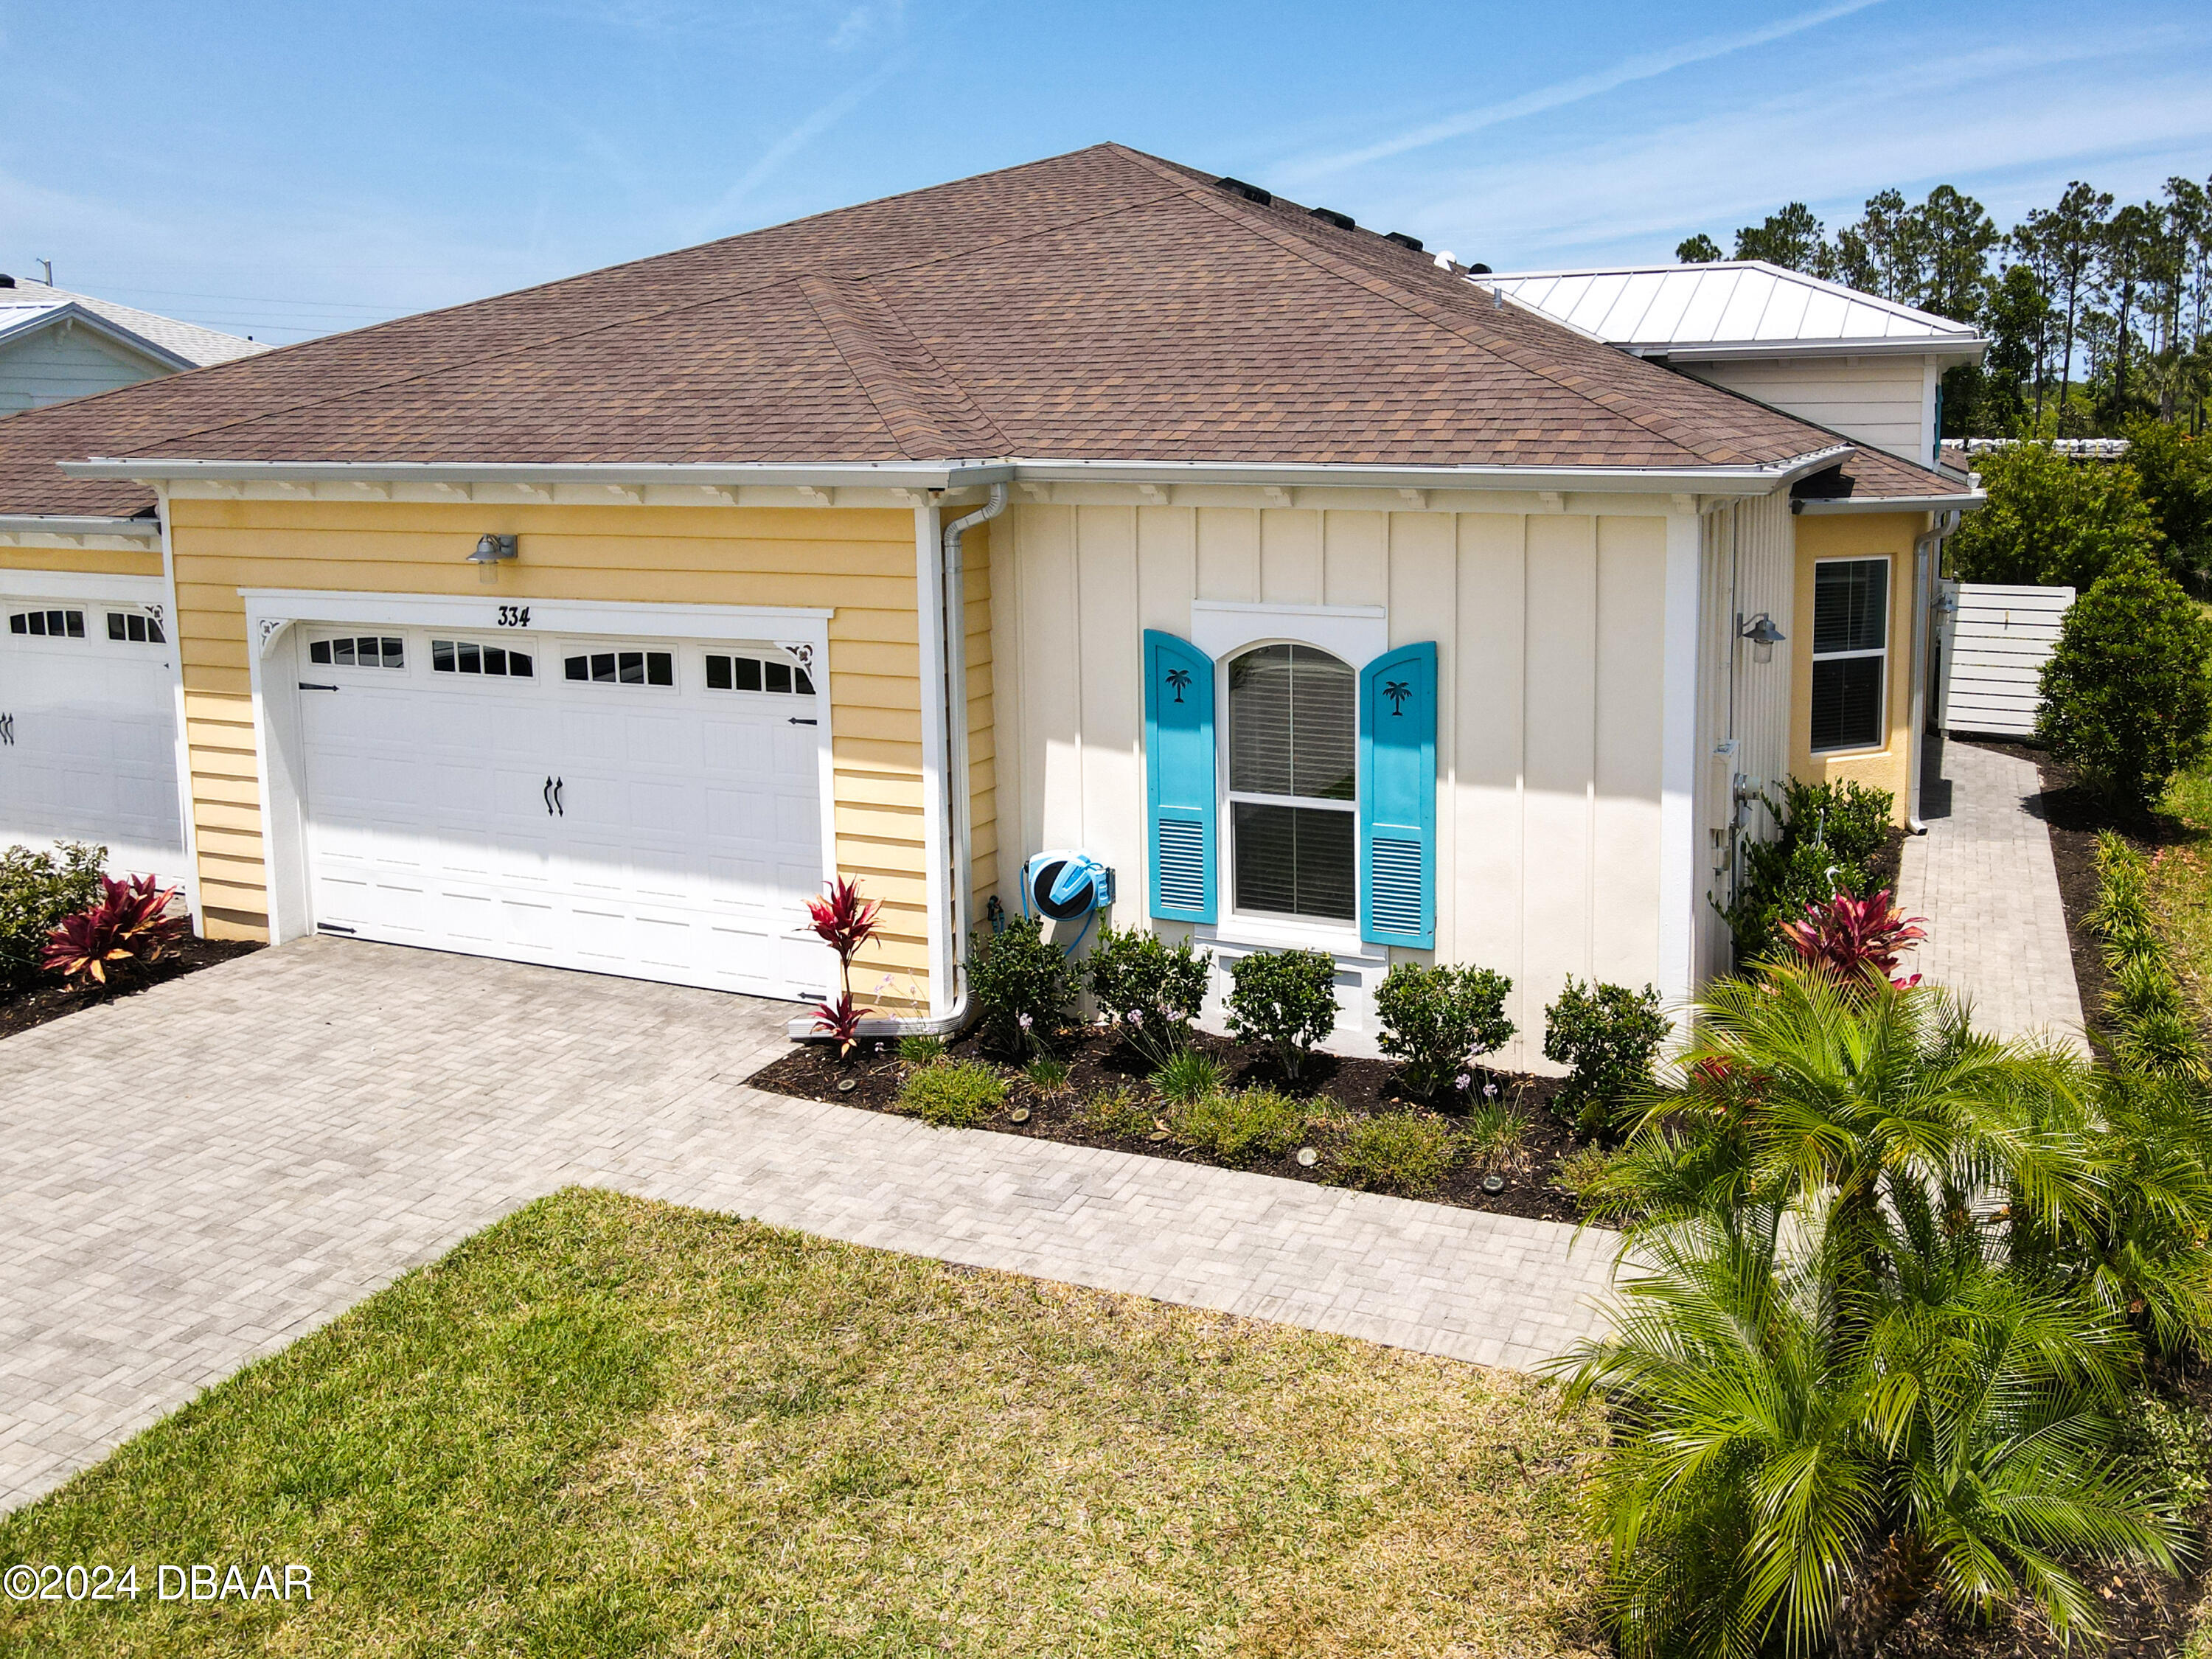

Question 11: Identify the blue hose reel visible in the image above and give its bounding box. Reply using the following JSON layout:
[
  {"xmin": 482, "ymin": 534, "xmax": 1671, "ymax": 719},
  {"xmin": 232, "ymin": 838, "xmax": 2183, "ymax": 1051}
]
[{"xmin": 1019, "ymin": 849, "xmax": 1116, "ymax": 950}]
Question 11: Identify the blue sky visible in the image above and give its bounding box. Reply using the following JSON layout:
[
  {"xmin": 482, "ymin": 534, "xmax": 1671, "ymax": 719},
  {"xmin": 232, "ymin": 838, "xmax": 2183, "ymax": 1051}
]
[{"xmin": 4, "ymin": 0, "xmax": 2208, "ymax": 344}]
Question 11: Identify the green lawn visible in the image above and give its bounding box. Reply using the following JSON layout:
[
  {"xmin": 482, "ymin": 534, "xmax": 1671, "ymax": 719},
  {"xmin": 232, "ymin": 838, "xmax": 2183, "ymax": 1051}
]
[{"xmin": 0, "ymin": 1189, "xmax": 1604, "ymax": 1658}]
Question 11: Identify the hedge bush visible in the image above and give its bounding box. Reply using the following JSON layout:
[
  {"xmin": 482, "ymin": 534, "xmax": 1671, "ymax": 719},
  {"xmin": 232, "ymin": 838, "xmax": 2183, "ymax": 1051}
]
[
  {"xmin": 1373, "ymin": 961, "xmax": 1514, "ymax": 1099},
  {"xmin": 2038, "ymin": 554, "xmax": 2212, "ymax": 813},
  {"xmin": 0, "ymin": 841, "xmax": 105, "ymax": 991},
  {"xmin": 1542, "ymin": 978, "xmax": 1669, "ymax": 1138},
  {"xmin": 1083, "ymin": 925, "xmax": 1210, "ymax": 1067},
  {"xmin": 966, "ymin": 917, "xmax": 1078, "ymax": 1054},
  {"xmin": 1171, "ymin": 1089, "xmax": 1307, "ymax": 1164},
  {"xmin": 1224, "ymin": 948, "xmax": 1338, "ymax": 1085},
  {"xmin": 1721, "ymin": 778, "xmax": 1894, "ymax": 961},
  {"xmin": 1329, "ymin": 1114, "xmax": 1458, "ymax": 1197}
]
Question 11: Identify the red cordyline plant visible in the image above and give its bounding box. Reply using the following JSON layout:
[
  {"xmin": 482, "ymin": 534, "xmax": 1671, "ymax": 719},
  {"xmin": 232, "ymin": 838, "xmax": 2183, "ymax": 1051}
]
[
  {"xmin": 43, "ymin": 874, "xmax": 189, "ymax": 990},
  {"xmin": 806, "ymin": 874, "xmax": 882, "ymax": 1058},
  {"xmin": 1777, "ymin": 887, "xmax": 1927, "ymax": 989}
]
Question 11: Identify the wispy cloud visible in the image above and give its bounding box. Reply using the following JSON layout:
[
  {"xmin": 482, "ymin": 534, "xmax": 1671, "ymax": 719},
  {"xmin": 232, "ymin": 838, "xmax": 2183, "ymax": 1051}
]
[
  {"xmin": 1281, "ymin": 0, "xmax": 1885, "ymax": 181},
  {"xmin": 829, "ymin": 0, "xmax": 905, "ymax": 51},
  {"xmin": 687, "ymin": 54, "xmax": 909, "ymax": 237}
]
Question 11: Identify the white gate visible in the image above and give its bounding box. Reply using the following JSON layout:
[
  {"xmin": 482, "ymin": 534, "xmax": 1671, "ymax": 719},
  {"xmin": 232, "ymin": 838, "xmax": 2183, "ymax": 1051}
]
[{"xmin": 1936, "ymin": 581, "xmax": 2074, "ymax": 739}]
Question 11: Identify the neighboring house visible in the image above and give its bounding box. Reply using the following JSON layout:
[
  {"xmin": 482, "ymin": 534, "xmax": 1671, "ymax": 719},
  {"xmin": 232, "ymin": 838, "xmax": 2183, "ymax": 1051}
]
[
  {"xmin": 0, "ymin": 147, "xmax": 1978, "ymax": 1065},
  {"xmin": 0, "ymin": 274, "xmax": 270, "ymax": 415},
  {"xmin": 1485, "ymin": 260, "xmax": 1986, "ymax": 820}
]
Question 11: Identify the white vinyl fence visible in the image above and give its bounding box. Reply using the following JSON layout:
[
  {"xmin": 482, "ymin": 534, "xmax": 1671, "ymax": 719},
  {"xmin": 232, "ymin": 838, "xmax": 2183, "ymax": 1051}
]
[{"xmin": 1936, "ymin": 580, "xmax": 2075, "ymax": 738}]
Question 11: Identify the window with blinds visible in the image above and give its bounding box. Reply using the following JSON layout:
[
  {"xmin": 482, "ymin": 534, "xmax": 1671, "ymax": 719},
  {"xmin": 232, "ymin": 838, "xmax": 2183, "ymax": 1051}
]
[
  {"xmin": 1226, "ymin": 643, "xmax": 1357, "ymax": 920},
  {"xmin": 1810, "ymin": 558, "xmax": 1888, "ymax": 753}
]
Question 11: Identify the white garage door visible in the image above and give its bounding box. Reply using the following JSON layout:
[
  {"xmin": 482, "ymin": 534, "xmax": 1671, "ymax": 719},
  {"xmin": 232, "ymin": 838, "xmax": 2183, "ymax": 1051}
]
[
  {"xmin": 296, "ymin": 625, "xmax": 830, "ymax": 1001},
  {"xmin": 0, "ymin": 591, "xmax": 186, "ymax": 883}
]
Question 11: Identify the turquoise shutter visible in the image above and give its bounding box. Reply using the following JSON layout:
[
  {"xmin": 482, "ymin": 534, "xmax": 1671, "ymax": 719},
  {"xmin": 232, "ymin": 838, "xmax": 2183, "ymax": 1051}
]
[
  {"xmin": 1144, "ymin": 630, "xmax": 1217, "ymax": 922},
  {"xmin": 1359, "ymin": 641, "xmax": 1437, "ymax": 949}
]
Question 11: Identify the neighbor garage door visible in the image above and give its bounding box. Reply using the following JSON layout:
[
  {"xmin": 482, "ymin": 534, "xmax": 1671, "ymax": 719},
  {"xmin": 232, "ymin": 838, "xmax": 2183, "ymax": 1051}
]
[
  {"xmin": 295, "ymin": 622, "xmax": 829, "ymax": 1001},
  {"xmin": 0, "ymin": 583, "xmax": 186, "ymax": 883}
]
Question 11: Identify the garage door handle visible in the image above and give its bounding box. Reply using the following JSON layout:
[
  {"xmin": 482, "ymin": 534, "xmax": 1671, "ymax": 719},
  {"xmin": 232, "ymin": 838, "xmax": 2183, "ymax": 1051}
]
[
  {"xmin": 554, "ymin": 777, "xmax": 565, "ymax": 815},
  {"xmin": 298, "ymin": 681, "xmax": 340, "ymax": 692},
  {"xmin": 0, "ymin": 713, "xmax": 13, "ymax": 745},
  {"xmin": 543, "ymin": 776, "xmax": 555, "ymax": 815},
  {"xmin": 788, "ymin": 717, "xmax": 817, "ymax": 726}
]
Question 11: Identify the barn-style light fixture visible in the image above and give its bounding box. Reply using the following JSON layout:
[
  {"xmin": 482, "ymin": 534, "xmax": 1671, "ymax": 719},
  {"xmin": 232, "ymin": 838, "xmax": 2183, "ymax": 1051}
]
[
  {"xmin": 469, "ymin": 533, "xmax": 518, "ymax": 564},
  {"xmin": 1739, "ymin": 611, "xmax": 1786, "ymax": 664}
]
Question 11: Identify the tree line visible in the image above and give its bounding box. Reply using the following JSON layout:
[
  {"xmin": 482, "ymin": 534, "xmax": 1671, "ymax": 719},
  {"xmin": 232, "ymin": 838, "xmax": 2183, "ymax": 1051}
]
[{"xmin": 1674, "ymin": 175, "xmax": 2212, "ymax": 438}]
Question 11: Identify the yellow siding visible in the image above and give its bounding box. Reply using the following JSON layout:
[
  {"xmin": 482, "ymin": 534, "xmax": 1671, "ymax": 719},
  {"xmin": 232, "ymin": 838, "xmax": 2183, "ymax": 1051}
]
[
  {"xmin": 164, "ymin": 498, "xmax": 943, "ymax": 1002},
  {"xmin": 1790, "ymin": 512, "xmax": 1928, "ymax": 820},
  {"xmin": 0, "ymin": 543, "xmax": 163, "ymax": 578}
]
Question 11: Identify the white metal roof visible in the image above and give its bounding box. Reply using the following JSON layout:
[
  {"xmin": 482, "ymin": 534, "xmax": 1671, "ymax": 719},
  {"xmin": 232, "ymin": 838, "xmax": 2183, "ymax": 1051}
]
[
  {"xmin": 0, "ymin": 279, "xmax": 273, "ymax": 369},
  {"xmin": 1481, "ymin": 260, "xmax": 1984, "ymax": 363}
]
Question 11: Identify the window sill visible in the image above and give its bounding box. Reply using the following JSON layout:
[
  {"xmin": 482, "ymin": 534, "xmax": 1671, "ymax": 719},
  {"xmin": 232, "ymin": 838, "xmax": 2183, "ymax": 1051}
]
[{"xmin": 1200, "ymin": 911, "xmax": 1382, "ymax": 964}]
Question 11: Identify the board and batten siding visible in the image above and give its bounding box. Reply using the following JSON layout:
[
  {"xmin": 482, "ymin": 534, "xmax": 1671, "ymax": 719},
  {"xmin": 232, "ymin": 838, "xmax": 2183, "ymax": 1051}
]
[
  {"xmin": 990, "ymin": 499, "xmax": 1676, "ymax": 1071},
  {"xmin": 1685, "ymin": 355, "xmax": 1936, "ymax": 466},
  {"xmin": 161, "ymin": 497, "xmax": 978, "ymax": 1008}
]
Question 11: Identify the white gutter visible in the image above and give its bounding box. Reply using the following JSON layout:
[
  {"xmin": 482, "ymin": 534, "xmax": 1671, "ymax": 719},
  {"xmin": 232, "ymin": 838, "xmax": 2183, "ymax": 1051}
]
[
  {"xmin": 62, "ymin": 447, "xmax": 1856, "ymax": 497},
  {"xmin": 1632, "ymin": 336, "xmax": 1986, "ymax": 366},
  {"xmin": 1795, "ymin": 489, "xmax": 1983, "ymax": 515},
  {"xmin": 0, "ymin": 512, "xmax": 161, "ymax": 541}
]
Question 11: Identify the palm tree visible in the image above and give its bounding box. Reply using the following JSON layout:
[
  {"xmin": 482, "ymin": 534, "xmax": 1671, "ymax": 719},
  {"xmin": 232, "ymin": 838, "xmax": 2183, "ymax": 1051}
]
[
  {"xmin": 1580, "ymin": 964, "xmax": 2106, "ymax": 1293},
  {"xmin": 1558, "ymin": 1203, "xmax": 2183, "ymax": 1659}
]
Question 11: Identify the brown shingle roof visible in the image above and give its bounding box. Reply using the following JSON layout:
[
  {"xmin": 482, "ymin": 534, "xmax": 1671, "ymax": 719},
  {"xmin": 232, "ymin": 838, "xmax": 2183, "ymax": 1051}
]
[{"xmin": 0, "ymin": 143, "xmax": 1964, "ymax": 517}]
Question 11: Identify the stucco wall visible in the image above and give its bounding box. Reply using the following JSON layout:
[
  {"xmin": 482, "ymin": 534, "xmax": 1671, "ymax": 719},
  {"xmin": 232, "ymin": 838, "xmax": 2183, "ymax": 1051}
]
[
  {"xmin": 989, "ymin": 497, "xmax": 1682, "ymax": 1069},
  {"xmin": 159, "ymin": 496, "xmax": 973, "ymax": 1005},
  {"xmin": 1789, "ymin": 510, "xmax": 1929, "ymax": 818}
]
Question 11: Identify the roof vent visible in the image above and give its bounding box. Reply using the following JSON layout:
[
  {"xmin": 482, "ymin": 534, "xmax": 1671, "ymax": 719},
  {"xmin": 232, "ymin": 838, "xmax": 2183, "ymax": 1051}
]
[
  {"xmin": 1214, "ymin": 176, "xmax": 1273, "ymax": 206},
  {"xmin": 1309, "ymin": 206, "xmax": 1355, "ymax": 231},
  {"xmin": 1467, "ymin": 262, "xmax": 1492, "ymax": 275},
  {"xmin": 1384, "ymin": 232, "xmax": 1424, "ymax": 252},
  {"xmin": 0, "ymin": 274, "xmax": 14, "ymax": 289}
]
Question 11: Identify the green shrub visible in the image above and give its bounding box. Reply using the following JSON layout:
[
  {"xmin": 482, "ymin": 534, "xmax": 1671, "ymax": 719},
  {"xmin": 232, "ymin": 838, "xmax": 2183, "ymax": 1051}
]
[
  {"xmin": 1542, "ymin": 978, "xmax": 1669, "ymax": 1138},
  {"xmin": 2090, "ymin": 834, "xmax": 2205, "ymax": 1079},
  {"xmin": 1329, "ymin": 1113, "xmax": 1458, "ymax": 1197},
  {"xmin": 1721, "ymin": 778, "xmax": 1895, "ymax": 961},
  {"xmin": 1171, "ymin": 1089, "xmax": 1307, "ymax": 1164},
  {"xmin": 1947, "ymin": 438, "xmax": 2169, "ymax": 588},
  {"xmin": 1081, "ymin": 1086, "xmax": 1155, "ymax": 1140},
  {"xmin": 897, "ymin": 1034, "xmax": 945, "ymax": 1068},
  {"xmin": 1084, "ymin": 925, "xmax": 1211, "ymax": 1067},
  {"xmin": 1373, "ymin": 961, "xmax": 1514, "ymax": 1098},
  {"xmin": 896, "ymin": 1060, "xmax": 1004, "ymax": 1128},
  {"xmin": 2038, "ymin": 554, "xmax": 2212, "ymax": 813},
  {"xmin": 2124, "ymin": 419, "xmax": 2212, "ymax": 574},
  {"xmin": 1152, "ymin": 1048, "xmax": 1224, "ymax": 1106},
  {"xmin": 1224, "ymin": 948, "xmax": 1338, "ymax": 1084},
  {"xmin": 0, "ymin": 841, "xmax": 105, "ymax": 991},
  {"xmin": 1024, "ymin": 1055, "xmax": 1071, "ymax": 1095},
  {"xmin": 966, "ymin": 917, "xmax": 1078, "ymax": 1054}
]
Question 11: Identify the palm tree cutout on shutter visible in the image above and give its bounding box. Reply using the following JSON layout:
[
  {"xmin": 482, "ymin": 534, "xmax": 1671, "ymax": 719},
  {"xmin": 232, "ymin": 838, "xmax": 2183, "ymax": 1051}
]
[
  {"xmin": 1383, "ymin": 678, "xmax": 1411, "ymax": 715},
  {"xmin": 1165, "ymin": 667, "xmax": 1192, "ymax": 704}
]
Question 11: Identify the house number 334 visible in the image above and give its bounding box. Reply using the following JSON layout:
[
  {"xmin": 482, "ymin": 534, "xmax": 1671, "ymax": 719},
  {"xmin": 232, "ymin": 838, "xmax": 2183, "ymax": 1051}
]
[{"xmin": 495, "ymin": 605, "xmax": 532, "ymax": 628}]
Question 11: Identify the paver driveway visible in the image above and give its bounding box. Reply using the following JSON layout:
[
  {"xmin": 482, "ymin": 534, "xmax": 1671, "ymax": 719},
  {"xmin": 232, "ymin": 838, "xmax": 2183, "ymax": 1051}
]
[{"xmin": 1, "ymin": 936, "xmax": 1618, "ymax": 1513}]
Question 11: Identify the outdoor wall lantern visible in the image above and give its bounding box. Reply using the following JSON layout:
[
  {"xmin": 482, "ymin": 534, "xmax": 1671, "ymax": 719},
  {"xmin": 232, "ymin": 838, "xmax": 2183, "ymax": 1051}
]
[
  {"xmin": 1739, "ymin": 611, "xmax": 1786, "ymax": 664},
  {"xmin": 469, "ymin": 533, "xmax": 518, "ymax": 563}
]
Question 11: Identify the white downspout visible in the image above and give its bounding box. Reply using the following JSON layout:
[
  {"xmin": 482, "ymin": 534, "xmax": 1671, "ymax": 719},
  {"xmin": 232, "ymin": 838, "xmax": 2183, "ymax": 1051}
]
[{"xmin": 896, "ymin": 481, "xmax": 1006, "ymax": 1037}]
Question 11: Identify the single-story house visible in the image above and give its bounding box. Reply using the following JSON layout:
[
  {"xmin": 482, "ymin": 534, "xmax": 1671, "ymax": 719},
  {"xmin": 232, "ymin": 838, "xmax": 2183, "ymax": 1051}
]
[
  {"xmin": 0, "ymin": 145, "xmax": 1979, "ymax": 1065},
  {"xmin": 0, "ymin": 274, "xmax": 271, "ymax": 415}
]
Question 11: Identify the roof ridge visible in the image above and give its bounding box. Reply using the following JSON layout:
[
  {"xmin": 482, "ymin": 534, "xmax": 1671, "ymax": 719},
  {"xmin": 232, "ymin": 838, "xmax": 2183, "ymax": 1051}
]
[
  {"xmin": 1105, "ymin": 147, "xmax": 1771, "ymax": 469},
  {"xmin": 796, "ymin": 274, "xmax": 1010, "ymax": 459}
]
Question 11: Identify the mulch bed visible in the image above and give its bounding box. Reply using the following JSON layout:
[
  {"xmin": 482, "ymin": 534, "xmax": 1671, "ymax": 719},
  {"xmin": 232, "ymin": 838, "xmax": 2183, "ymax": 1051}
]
[
  {"xmin": 750, "ymin": 1024, "xmax": 1601, "ymax": 1225},
  {"xmin": 0, "ymin": 935, "xmax": 262, "ymax": 1042}
]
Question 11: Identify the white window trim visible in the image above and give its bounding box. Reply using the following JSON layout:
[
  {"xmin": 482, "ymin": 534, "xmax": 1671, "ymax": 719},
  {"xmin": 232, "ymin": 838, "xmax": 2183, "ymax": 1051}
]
[
  {"xmin": 1191, "ymin": 599, "xmax": 1388, "ymax": 670},
  {"xmin": 240, "ymin": 589, "xmax": 835, "ymax": 947},
  {"xmin": 1809, "ymin": 554, "xmax": 1891, "ymax": 756},
  {"xmin": 1211, "ymin": 635, "xmax": 1365, "ymax": 953}
]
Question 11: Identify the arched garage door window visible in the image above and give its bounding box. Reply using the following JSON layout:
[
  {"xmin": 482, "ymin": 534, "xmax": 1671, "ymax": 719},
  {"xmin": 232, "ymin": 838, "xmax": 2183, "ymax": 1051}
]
[{"xmin": 1226, "ymin": 643, "xmax": 1357, "ymax": 920}]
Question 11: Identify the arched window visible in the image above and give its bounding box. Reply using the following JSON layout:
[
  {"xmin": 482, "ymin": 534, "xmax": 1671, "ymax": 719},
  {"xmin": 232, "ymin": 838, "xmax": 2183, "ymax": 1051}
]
[{"xmin": 1226, "ymin": 643, "xmax": 1357, "ymax": 920}]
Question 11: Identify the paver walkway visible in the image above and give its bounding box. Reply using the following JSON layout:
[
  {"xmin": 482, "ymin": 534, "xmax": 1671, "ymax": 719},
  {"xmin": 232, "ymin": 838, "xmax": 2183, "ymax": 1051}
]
[
  {"xmin": 1896, "ymin": 735, "xmax": 2090, "ymax": 1053},
  {"xmin": 0, "ymin": 937, "xmax": 1617, "ymax": 1514}
]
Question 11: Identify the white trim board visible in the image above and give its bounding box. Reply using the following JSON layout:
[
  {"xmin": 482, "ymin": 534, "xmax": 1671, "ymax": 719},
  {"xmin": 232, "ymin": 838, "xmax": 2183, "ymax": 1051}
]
[
  {"xmin": 0, "ymin": 570, "xmax": 169, "ymax": 606},
  {"xmin": 1190, "ymin": 600, "xmax": 1389, "ymax": 668}
]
